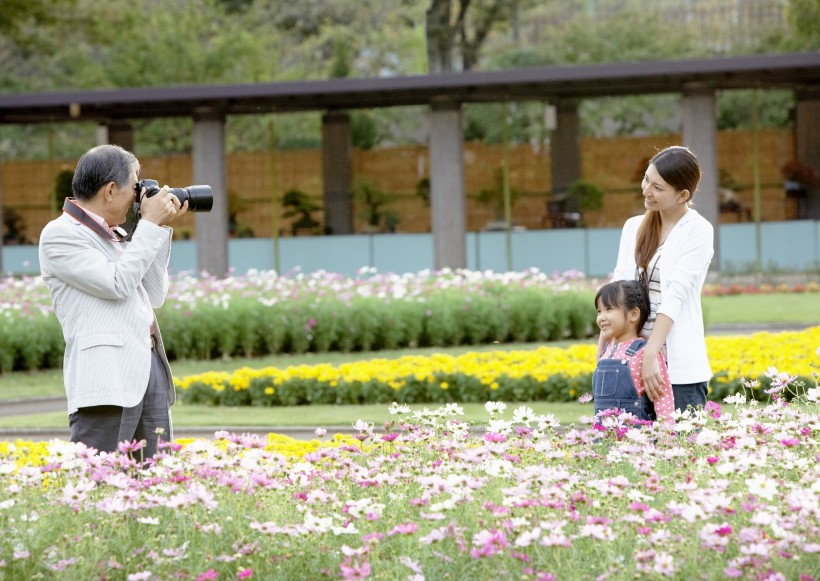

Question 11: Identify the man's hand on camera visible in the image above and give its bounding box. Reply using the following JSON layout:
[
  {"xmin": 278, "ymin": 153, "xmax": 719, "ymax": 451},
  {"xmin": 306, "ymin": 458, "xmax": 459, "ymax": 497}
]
[{"xmin": 139, "ymin": 185, "xmax": 189, "ymax": 226}]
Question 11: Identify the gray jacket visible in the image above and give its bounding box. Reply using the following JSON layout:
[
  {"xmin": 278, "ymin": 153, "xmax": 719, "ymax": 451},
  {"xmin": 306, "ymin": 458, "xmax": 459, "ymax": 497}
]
[{"xmin": 39, "ymin": 213, "xmax": 175, "ymax": 414}]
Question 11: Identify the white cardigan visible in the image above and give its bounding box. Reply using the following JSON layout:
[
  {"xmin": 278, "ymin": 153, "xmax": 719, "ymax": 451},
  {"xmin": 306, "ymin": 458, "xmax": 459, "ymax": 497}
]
[{"xmin": 612, "ymin": 209, "xmax": 714, "ymax": 384}]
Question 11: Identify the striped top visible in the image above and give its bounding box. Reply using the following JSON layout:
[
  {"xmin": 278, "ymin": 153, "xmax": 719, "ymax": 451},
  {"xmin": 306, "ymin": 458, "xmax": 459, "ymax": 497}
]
[{"xmin": 641, "ymin": 244, "xmax": 663, "ymax": 338}]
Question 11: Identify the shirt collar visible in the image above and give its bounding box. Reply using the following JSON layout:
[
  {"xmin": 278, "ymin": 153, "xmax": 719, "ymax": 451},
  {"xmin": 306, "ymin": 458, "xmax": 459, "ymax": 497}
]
[{"xmin": 65, "ymin": 199, "xmax": 117, "ymax": 237}]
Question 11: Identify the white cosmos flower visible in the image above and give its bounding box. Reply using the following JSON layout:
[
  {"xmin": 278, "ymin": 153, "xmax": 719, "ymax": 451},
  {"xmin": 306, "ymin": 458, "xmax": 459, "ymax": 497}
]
[
  {"xmin": 746, "ymin": 475, "xmax": 778, "ymax": 500},
  {"xmin": 512, "ymin": 405, "xmax": 535, "ymax": 425},
  {"xmin": 537, "ymin": 414, "xmax": 561, "ymax": 430},
  {"xmin": 487, "ymin": 419, "xmax": 514, "ymax": 434},
  {"xmin": 352, "ymin": 419, "xmax": 374, "ymax": 433},
  {"xmin": 389, "ymin": 402, "xmax": 412, "ymax": 415},
  {"xmin": 442, "ymin": 403, "xmax": 464, "ymax": 416},
  {"xmin": 695, "ymin": 429, "xmax": 720, "ymax": 446}
]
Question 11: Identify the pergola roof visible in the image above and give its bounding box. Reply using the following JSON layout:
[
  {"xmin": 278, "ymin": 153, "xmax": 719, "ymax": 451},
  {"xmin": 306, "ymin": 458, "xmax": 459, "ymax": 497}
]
[{"xmin": 1, "ymin": 52, "xmax": 818, "ymax": 124}]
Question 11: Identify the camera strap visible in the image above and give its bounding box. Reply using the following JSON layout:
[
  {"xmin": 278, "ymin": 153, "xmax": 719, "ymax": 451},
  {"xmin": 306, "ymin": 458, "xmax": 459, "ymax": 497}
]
[{"xmin": 62, "ymin": 198, "xmax": 128, "ymax": 242}]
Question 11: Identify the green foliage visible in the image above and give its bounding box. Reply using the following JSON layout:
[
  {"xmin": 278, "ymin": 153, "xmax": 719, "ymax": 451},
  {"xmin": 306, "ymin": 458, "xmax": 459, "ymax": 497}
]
[
  {"xmin": 353, "ymin": 177, "xmax": 395, "ymax": 229},
  {"xmin": 2, "ymin": 208, "xmax": 28, "ymax": 245},
  {"xmin": 717, "ymin": 89, "xmax": 794, "ymax": 130},
  {"xmin": 0, "ymin": 285, "xmax": 597, "ymax": 372},
  {"xmin": 567, "ymin": 179, "xmax": 605, "ymax": 212},
  {"xmin": 281, "ymin": 189, "xmax": 322, "ymax": 234},
  {"xmin": 53, "ymin": 169, "xmax": 74, "ymax": 212},
  {"xmin": 784, "ymin": 0, "xmax": 820, "ymax": 49},
  {"xmin": 351, "ymin": 111, "xmax": 379, "ymax": 150},
  {"xmin": 0, "ymin": 312, "xmax": 63, "ymax": 373},
  {"xmin": 465, "ymin": 102, "xmax": 550, "ymax": 145},
  {"xmin": 474, "ymin": 166, "xmax": 524, "ymax": 219}
]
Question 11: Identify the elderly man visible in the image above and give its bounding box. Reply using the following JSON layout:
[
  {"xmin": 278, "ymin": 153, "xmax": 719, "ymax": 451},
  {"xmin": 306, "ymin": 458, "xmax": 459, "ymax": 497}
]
[{"xmin": 39, "ymin": 144, "xmax": 187, "ymax": 459}]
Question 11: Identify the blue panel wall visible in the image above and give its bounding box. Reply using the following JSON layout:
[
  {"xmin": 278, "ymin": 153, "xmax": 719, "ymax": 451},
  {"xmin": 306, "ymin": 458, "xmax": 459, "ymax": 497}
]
[
  {"xmin": 6, "ymin": 220, "xmax": 818, "ymax": 278},
  {"xmin": 372, "ymin": 233, "xmax": 434, "ymax": 274}
]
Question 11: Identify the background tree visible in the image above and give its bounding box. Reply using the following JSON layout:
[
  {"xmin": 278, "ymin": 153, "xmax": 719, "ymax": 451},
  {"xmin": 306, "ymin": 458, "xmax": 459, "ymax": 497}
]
[
  {"xmin": 425, "ymin": 0, "xmax": 528, "ymax": 72},
  {"xmin": 0, "ymin": 0, "xmax": 818, "ymax": 159}
]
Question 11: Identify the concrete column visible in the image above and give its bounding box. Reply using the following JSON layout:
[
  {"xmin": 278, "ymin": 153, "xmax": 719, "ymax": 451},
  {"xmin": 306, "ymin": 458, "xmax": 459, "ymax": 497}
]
[
  {"xmin": 193, "ymin": 111, "xmax": 229, "ymax": 277},
  {"xmin": 429, "ymin": 100, "xmax": 466, "ymax": 269},
  {"xmin": 96, "ymin": 125, "xmax": 109, "ymax": 146},
  {"xmin": 550, "ymin": 99, "xmax": 582, "ymax": 196},
  {"xmin": 795, "ymin": 91, "xmax": 820, "ymax": 220},
  {"xmin": 322, "ymin": 111, "xmax": 353, "ymax": 234},
  {"xmin": 100, "ymin": 121, "xmax": 134, "ymax": 151},
  {"xmin": 682, "ymin": 86, "xmax": 720, "ymax": 270}
]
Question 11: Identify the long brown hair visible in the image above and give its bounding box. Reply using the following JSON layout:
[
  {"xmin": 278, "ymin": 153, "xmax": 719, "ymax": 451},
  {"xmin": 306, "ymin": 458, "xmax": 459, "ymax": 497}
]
[{"xmin": 634, "ymin": 146, "xmax": 701, "ymax": 274}]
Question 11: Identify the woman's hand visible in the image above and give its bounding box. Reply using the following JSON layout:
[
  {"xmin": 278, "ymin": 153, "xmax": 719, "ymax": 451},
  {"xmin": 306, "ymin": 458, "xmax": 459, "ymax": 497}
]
[{"xmin": 642, "ymin": 351, "xmax": 666, "ymax": 401}]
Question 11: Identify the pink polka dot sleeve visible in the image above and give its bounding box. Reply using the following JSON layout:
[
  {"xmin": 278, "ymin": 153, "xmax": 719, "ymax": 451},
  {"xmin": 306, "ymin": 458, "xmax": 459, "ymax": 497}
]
[{"xmin": 626, "ymin": 346, "xmax": 674, "ymax": 421}]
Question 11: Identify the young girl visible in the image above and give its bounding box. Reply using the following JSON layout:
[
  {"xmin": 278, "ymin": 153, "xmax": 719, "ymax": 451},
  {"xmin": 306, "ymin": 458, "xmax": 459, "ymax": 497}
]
[{"xmin": 593, "ymin": 280, "xmax": 674, "ymax": 421}]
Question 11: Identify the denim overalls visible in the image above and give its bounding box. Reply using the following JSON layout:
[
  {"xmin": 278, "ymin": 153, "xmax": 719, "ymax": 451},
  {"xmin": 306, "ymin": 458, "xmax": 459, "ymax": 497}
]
[{"xmin": 593, "ymin": 338, "xmax": 656, "ymax": 421}]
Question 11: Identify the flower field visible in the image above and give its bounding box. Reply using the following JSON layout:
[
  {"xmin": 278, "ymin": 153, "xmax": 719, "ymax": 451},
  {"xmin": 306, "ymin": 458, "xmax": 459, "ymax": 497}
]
[
  {"xmin": 3, "ymin": 269, "xmax": 819, "ymax": 578},
  {"xmin": 1, "ymin": 390, "xmax": 818, "ymax": 579},
  {"xmin": 175, "ymin": 326, "xmax": 820, "ymax": 407}
]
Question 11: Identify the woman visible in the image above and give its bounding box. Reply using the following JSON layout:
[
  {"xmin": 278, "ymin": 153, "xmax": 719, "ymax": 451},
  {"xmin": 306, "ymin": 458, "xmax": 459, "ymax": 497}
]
[{"xmin": 605, "ymin": 145, "xmax": 714, "ymax": 413}]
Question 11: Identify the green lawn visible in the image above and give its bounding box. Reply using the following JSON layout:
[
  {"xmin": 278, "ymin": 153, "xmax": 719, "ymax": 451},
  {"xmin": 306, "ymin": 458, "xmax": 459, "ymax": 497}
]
[
  {"xmin": 1, "ymin": 292, "xmax": 817, "ymax": 429},
  {"xmin": 0, "ymin": 402, "xmax": 588, "ymax": 430},
  {"xmin": 702, "ymin": 292, "xmax": 820, "ymax": 324}
]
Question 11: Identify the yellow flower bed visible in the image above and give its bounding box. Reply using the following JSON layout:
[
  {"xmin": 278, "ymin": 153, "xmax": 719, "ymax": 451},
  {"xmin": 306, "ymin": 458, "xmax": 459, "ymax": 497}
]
[
  {"xmin": 0, "ymin": 433, "xmax": 363, "ymax": 470},
  {"xmin": 705, "ymin": 326, "xmax": 820, "ymax": 381},
  {"xmin": 176, "ymin": 344, "xmax": 598, "ymax": 393},
  {"xmin": 175, "ymin": 327, "xmax": 820, "ymax": 405}
]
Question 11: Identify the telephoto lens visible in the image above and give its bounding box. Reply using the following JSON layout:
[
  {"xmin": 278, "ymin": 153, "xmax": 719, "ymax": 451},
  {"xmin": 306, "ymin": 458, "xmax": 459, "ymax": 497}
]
[
  {"xmin": 168, "ymin": 186, "xmax": 213, "ymax": 212},
  {"xmin": 136, "ymin": 179, "xmax": 213, "ymax": 212}
]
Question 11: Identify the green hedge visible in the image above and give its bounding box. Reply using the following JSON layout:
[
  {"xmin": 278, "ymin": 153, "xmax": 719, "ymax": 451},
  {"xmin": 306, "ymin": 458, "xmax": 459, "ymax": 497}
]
[{"xmin": 0, "ymin": 287, "xmax": 597, "ymax": 372}]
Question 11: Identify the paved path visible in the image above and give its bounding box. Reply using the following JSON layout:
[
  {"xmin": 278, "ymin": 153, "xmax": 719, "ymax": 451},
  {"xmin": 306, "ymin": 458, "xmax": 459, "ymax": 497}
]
[{"xmin": 0, "ymin": 396, "xmax": 356, "ymax": 441}]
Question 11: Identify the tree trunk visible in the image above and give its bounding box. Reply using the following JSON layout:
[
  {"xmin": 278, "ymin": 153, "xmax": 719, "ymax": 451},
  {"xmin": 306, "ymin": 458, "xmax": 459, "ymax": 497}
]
[{"xmin": 426, "ymin": 0, "xmax": 454, "ymax": 73}]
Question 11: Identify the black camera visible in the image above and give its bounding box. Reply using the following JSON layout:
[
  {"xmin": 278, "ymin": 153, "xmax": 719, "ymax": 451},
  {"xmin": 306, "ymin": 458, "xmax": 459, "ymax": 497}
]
[{"xmin": 134, "ymin": 179, "xmax": 213, "ymax": 213}]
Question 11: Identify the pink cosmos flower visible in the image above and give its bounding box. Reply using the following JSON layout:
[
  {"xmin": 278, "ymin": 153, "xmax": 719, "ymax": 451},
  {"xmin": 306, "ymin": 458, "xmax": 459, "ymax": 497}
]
[
  {"xmin": 399, "ymin": 556, "xmax": 423, "ymax": 574},
  {"xmin": 780, "ymin": 438, "xmax": 799, "ymax": 447},
  {"xmin": 339, "ymin": 558, "xmax": 371, "ymax": 579},
  {"xmin": 117, "ymin": 439, "xmax": 146, "ymax": 455},
  {"xmin": 388, "ymin": 522, "xmax": 418, "ymax": 536},
  {"xmin": 237, "ymin": 569, "xmax": 253, "ymax": 579},
  {"xmin": 704, "ymin": 400, "xmax": 722, "ymax": 419},
  {"xmin": 196, "ymin": 570, "xmax": 219, "ymax": 581},
  {"xmin": 484, "ymin": 432, "xmax": 507, "ymax": 443}
]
